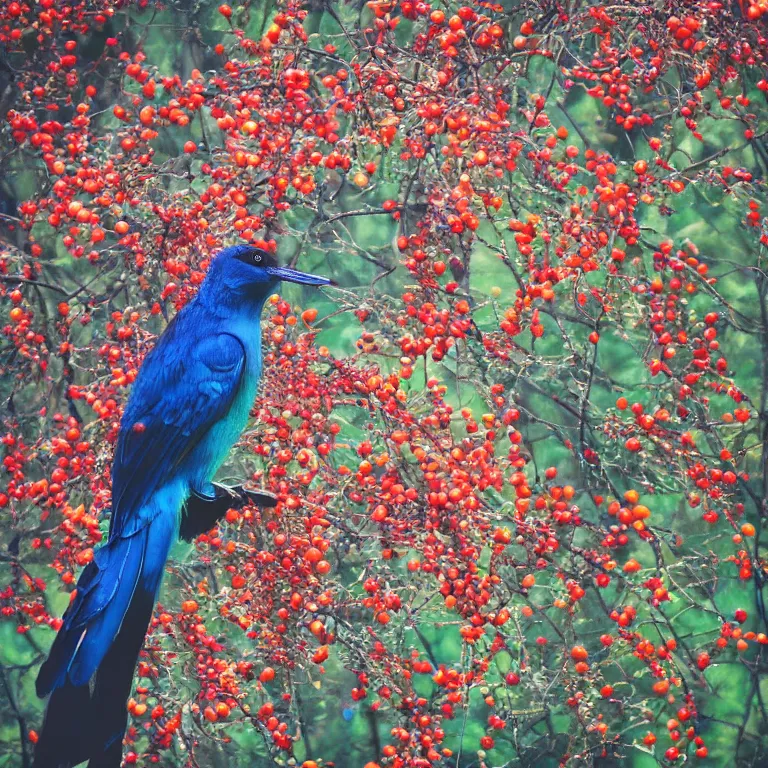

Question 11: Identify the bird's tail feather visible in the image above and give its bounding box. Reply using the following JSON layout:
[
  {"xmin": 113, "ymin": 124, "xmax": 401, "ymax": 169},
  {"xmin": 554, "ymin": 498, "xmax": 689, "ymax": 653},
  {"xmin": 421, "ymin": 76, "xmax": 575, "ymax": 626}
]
[
  {"xmin": 87, "ymin": 578, "xmax": 158, "ymax": 768},
  {"xmin": 32, "ymin": 682, "xmax": 93, "ymax": 768},
  {"xmin": 36, "ymin": 529, "xmax": 147, "ymax": 697},
  {"xmin": 34, "ymin": 512, "xmax": 176, "ymax": 768}
]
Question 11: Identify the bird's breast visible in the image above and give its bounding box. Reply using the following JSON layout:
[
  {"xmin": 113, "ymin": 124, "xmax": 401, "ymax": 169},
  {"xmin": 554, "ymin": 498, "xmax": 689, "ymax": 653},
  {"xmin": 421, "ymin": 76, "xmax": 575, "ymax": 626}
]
[{"xmin": 187, "ymin": 319, "xmax": 262, "ymax": 486}]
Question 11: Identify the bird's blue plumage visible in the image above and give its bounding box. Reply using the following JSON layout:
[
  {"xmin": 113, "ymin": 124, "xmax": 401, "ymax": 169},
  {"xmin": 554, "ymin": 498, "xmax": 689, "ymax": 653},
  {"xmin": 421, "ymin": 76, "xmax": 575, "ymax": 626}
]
[{"xmin": 34, "ymin": 246, "xmax": 330, "ymax": 768}]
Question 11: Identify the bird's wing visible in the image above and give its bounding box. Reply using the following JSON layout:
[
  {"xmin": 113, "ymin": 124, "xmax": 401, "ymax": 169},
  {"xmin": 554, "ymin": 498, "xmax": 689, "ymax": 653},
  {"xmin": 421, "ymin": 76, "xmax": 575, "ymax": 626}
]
[{"xmin": 109, "ymin": 324, "xmax": 246, "ymax": 539}]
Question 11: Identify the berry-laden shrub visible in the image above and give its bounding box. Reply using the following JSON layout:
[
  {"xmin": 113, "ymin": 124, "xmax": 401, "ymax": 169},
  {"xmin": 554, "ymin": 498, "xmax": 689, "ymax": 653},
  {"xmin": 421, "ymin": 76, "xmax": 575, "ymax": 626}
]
[{"xmin": 1, "ymin": 0, "xmax": 768, "ymax": 766}]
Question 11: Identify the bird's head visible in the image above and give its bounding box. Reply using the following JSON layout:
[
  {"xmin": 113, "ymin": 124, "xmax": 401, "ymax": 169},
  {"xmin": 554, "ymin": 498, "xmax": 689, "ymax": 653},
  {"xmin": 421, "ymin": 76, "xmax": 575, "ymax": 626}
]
[{"xmin": 203, "ymin": 245, "xmax": 332, "ymax": 304}]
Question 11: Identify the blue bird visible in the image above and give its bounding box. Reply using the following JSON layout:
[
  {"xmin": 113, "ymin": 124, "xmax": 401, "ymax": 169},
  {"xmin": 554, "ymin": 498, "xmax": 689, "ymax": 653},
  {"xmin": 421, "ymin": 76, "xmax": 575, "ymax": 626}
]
[{"xmin": 34, "ymin": 245, "xmax": 331, "ymax": 768}]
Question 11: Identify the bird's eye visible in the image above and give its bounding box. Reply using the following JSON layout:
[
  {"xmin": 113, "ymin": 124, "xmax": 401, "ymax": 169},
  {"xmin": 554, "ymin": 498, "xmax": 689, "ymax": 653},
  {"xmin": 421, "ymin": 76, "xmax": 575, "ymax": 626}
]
[{"xmin": 252, "ymin": 252, "xmax": 262, "ymax": 263}]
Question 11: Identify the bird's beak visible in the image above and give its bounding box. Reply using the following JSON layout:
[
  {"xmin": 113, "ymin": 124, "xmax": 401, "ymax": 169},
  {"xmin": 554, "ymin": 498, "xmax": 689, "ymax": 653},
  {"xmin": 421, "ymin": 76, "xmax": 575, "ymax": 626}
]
[{"xmin": 266, "ymin": 266, "xmax": 334, "ymax": 286}]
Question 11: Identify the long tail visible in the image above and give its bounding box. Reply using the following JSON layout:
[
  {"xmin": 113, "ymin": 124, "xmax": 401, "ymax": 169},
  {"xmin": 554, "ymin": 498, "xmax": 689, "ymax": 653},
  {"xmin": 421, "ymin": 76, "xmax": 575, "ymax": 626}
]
[{"xmin": 34, "ymin": 512, "xmax": 176, "ymax": 768}]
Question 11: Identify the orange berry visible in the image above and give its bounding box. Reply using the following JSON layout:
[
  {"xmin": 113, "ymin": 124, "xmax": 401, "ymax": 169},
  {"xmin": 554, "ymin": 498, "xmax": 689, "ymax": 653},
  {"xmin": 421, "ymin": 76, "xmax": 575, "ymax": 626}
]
[
  {"xmin": 570, "ymin": 645, "xmax": 588, "ymax": 661},
  {"xmin": 259, "ymin": 667, "xmax": 275, "ymax": 683},
  {"xmin": 301, "ymin": 307, "xmax": 318, "ymax": 325}
]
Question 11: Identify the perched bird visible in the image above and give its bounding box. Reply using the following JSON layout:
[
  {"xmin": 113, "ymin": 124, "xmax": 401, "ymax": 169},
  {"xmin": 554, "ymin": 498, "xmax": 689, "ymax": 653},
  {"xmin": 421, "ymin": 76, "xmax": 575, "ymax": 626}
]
[{"xmin": 34, "ymin": 246, "xmax": 331, "ymax": 768}]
